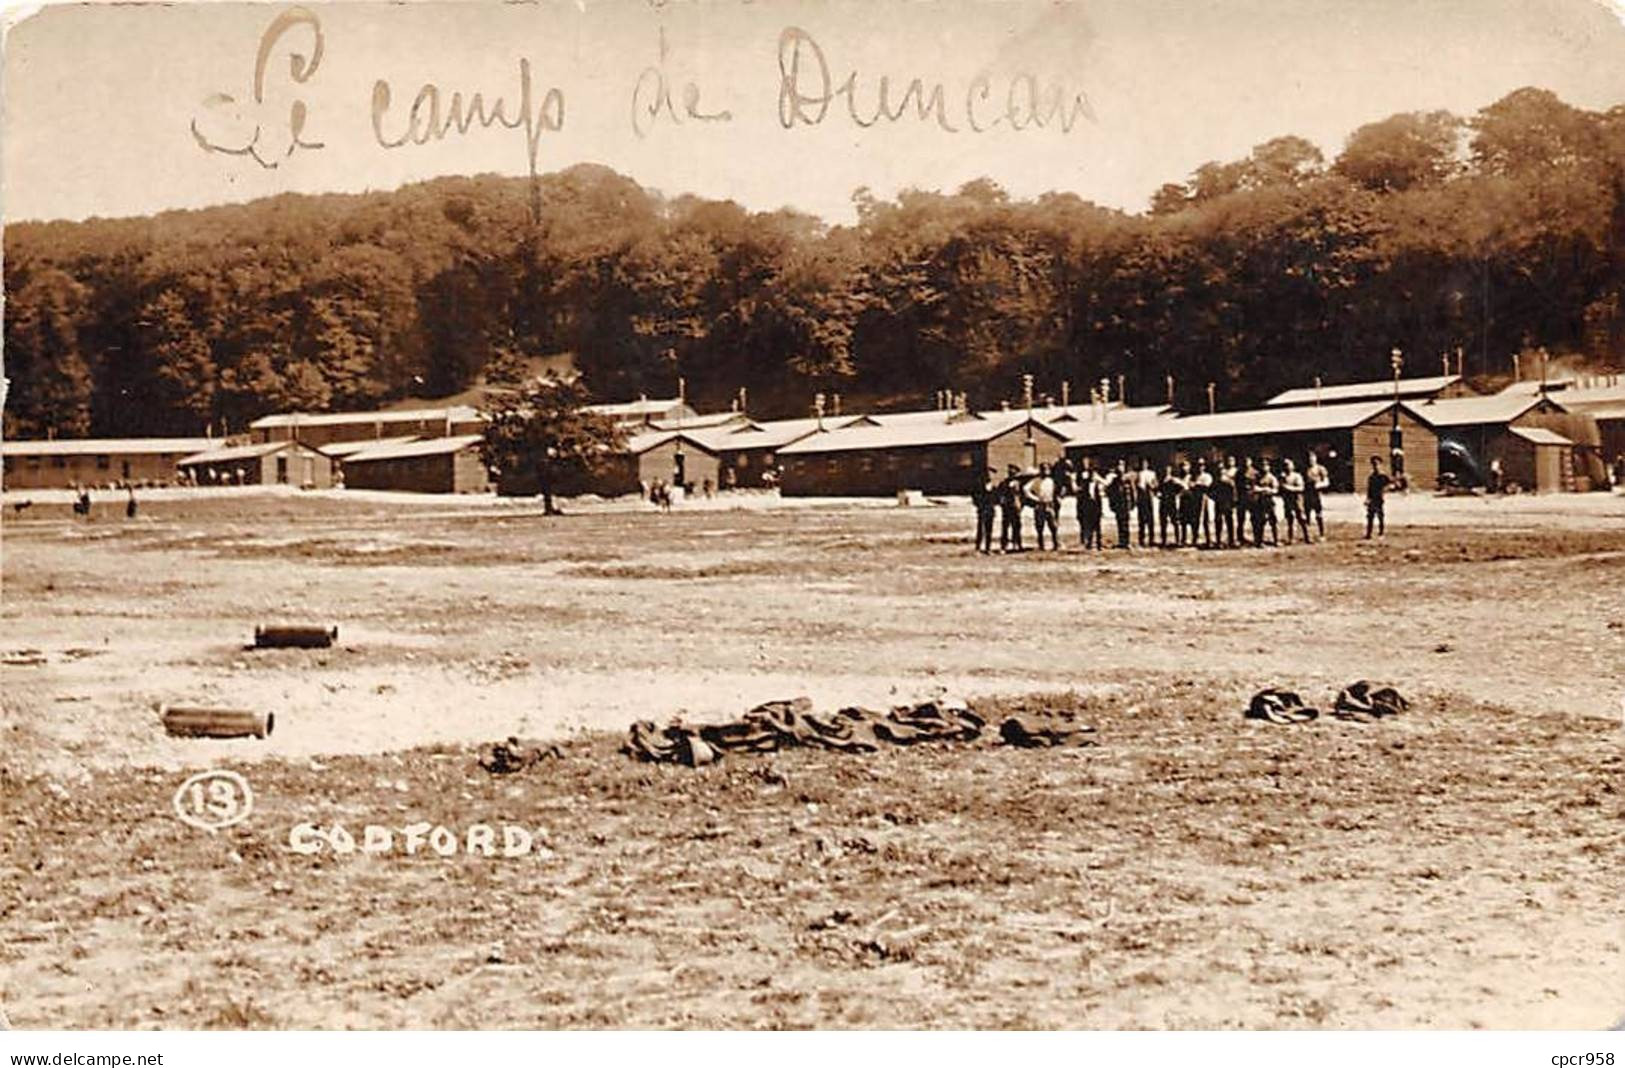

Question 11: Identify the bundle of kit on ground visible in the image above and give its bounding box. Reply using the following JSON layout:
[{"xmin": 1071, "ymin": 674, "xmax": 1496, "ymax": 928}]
[{"xmin": 623, "ymin": 695, "xmax": 1098, "ymax": 767}]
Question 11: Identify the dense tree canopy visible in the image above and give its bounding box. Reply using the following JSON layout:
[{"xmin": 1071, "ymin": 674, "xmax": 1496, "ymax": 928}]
[{"xmin": 5, "ymin": 87, "xmax": 1623, "ymax": 440}]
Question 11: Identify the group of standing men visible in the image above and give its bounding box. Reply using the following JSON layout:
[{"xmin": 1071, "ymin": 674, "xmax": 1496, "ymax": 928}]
[{"xmin": 971, "ymin": 453, "xmax": 1374, "ymax": 553}]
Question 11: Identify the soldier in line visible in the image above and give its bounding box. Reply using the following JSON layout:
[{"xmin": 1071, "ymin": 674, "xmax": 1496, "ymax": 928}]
[
  {"xmin": 1158, "ymin": 463, "xmax": 1183, "ymax": 547},
  {"xmin": 1107, "ymin": 460, "xmax": 1134, "ymax": 550},
  {"xmin": 1212, "ymin": 458, "xmax": 1238, "ymax": 548},
  {"xmin": 1134, "ymin": 460, "xmax": 1158, "ymax": 548},
  {"xmin": 971, "ymin": 466, "xmax": 998, "ymax": 554},
  {"xmin": 998, "ymin": 464, "xmax": 1025, "ymax": 552},
  {"xmin": 1304, "ymin": 452, "xmax": 1329, "ymax": 539},
  {"xmin": 1077, "ymin": 459, "xmax": 1105, "ymax": 550},
  {"xmin": 1365, "ymin": 455, "xmax": 1391, "ymax": 539},
  {"xmin": 1234, "ymin": 459, "xmax": 1256, "ymax": 548},
  {"xmin": 1252, "ymin": 459, "xmax": 1281, "ymax": 547},
  {"xmin": 1279, "ymin": 457, "xmax": 1310, "ymax": 544},
  {"xmin": 1026, "ymin": 462, "xmax": 1060, "ymax": 551},
  {"xmin": 1193, "ymin": 458, "xmax": 1215, "ymax": 547}
]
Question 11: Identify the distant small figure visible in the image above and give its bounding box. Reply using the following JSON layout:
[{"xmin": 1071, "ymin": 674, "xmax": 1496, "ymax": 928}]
[
  {"xmin": 1279, "ymin": 458, "xmax": 1309, "ymax": 544},
  {"xmin": 1107, "ymin": 460, "xmax": 1133, "ymax": 550},
  {"xmin": 125, "ymin": 484, "xmax": 138, "ymax": 520},
  {"xmin": 72, "ymin": 486, "xmax": 91, "ymax": 520},
  {"xmin": 1365, "ymin": 456, "xmax": 1391, "ymax": 539},
  {"xmin": 1487, "ymin": 458, "xmax": 1504, "ymax": 495},
  {"xmin": 1253, "ymin": 460, "xmax": 1280, "ymax": 547},
  {"xmin": 1304, "ymin": 453, "xmax": 1329, "ymax": 539},
  {"xmin": 971, "ymin": 466, "xmax": 998, "ymax": 554},
  {"xmin": 1212, "ymin": 459, "xmax": 1237, "ymax": 549},
  {"xmin": 997, "ymin": 463, "xmax": 1025, "ymax": 552},
  {"xmin": 721, "ymin": 466, "xmax": 736, "ymax": 491},
  {"xmin": 1024, "ymin": 462, "xmax": 1058, "ymax": 551},
  {"xmin": 701, "ymin": 477, "xmax": 714, "ymax": 499}
]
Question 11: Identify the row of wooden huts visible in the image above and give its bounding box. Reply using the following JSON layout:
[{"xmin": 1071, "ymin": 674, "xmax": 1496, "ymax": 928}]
[
  {"xmin": 6, "ymin": 375, "xmax": 1620, "ymax": 497},
  {"xmin": 606, "ymin": 375, "xmax": 1616, "ymax": 497},
  {"xmin": 2, "ymin": 406, "xmax": 494, "ymax": 493}
]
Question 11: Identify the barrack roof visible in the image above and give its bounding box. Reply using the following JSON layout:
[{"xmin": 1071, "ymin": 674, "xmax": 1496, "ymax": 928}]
[
  {"xmin": 341, "ymin": 435, "xmax": 486, "ymax": 462},
  {"xmin": 178, "ymin": 441, "xmax": 308, "ymax": 465},
  {"xmin": 318, "ymin": 436, "xmax": 420, "ymax": 458},
  {"xmin": 1265, "ymin": 374, "xmax": 1461, "ymax": 408},
  {"xmin": 777, "ymin": 412, "xmax": 1063, "ymax": 456},
  {"xmin": 1063, "ymin": 399, "xmax": 1399, "ymax": 449},
  {"xmin": 3, "ymin": 437, "xmax": 213, "ymax": 457},
  {"xmin": 1507, "ymin": 426, "xmax": 1573, "ymax": 446},
  {"xmin": 1407, "ymin": 394, "xmax": 1552, "ymax": 427},
  {"xmin": 249, "ymin": 406, "xmax": 483, "ymax": 429}
]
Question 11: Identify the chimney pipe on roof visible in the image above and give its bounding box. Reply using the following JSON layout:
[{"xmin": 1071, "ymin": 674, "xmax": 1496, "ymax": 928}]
[
  {"xmin": 1166, "ymin": 374, "xmax": 1174, "ymax": 409},
  {"xmin": 1314, "ymin": 375, "xmax": 1322, "ymax": 408},
  {"xmin": 1207, "ymin": 382, "xmax": 1217, "ymax": 415},
  {"xmin": 832, "ymin": 393, "xmax": 841, "ymax": 417},
  {"xmin": 814, "ymin": 392, "xmax": 826, "ymax": 431},
  {"xmin": 1512, "ymin": 353, "xmax": 1520, "ymax": 382},
  {"xmin": 1116, "ymin": 374, "xmax": 1126, "ymax": 405},
  {"xmin": 1062, "ymin": 380, "xmax": 1071, "ymax": 407}
]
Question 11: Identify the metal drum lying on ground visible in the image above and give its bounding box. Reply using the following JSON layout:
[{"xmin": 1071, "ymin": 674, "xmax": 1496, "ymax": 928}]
[
  {"xmin": 254, "ymin": 624, "xmax": 338, "ymax": 649},
  {"xmin": 160, "ymin": 704, "xmax": 275, "ymax": 739}
]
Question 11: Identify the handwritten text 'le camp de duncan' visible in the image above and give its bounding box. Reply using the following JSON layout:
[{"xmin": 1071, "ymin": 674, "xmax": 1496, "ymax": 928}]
[{"xmin": 191, "ymin": 7, "xmax": 1096, "ymax": 177}]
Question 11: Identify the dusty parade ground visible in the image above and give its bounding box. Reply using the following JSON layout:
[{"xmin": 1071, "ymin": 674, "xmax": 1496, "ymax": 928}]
[{"xmin": 2, "ymin": 488, "xmax": 1622, "ymax": 1029}]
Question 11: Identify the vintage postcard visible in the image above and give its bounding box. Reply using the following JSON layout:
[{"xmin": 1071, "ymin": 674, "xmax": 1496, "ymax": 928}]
[{"xmin": 2, "ymin": 0, "xmax": 1623, "ymax": 1044}]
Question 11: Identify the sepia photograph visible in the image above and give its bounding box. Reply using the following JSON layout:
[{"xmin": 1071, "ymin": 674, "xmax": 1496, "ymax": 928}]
[{"xmin": 1, "ymin": 0, "xmax": 1623, "ymax": 1045}]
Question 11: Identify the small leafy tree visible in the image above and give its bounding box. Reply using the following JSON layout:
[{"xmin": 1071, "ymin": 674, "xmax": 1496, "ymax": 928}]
[{"xmin": 479, "ymin": 373, "xmax": 625, "ymax": 513}]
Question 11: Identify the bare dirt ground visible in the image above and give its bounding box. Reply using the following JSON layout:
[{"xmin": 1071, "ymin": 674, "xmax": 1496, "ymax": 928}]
[{"xmin": 1, "ymin": 489, "xmax": 1622, "ymax": 1029}]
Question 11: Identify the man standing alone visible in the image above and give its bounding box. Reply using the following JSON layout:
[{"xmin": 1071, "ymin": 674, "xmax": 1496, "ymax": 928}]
[{"xmin": 1365, "ymin": 455, "xmax": 1391, "ymax": 539}]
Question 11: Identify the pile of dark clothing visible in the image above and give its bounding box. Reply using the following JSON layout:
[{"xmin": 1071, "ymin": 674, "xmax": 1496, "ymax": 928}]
[
  {"xmin": 1244, "ymin": 688, "xmax": 1320, "ymax": 724},
  {"xmin": 1245, "ymin": 681, "xmax": 1410, "ymax": 726},
  {"xmin": 478, "ymin": 736, "xmax": 564, "ymax": 774},
  {"xmin": 1331, "ymin": 680, "xmax": 1410, "ymax": 722},
  {"xmin": 623, "ymin": 695, "xmax": 1096, "ymax": 766}
]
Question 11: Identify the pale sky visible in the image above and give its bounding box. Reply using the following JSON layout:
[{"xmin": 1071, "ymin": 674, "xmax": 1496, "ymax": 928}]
[{"xmin": 5, "ymin": 0, "xmax": 1625, "ymax": 225}]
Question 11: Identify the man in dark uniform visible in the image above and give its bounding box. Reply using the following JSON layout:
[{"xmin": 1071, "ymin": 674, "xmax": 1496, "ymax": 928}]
[
  {"xmin": 1236, "ymin": 459, "xmax": 1257, "ymax": 547},
  {"xmin": 1107, "ymin": 460, "xmax": 1133, "ymax": 549},
  {"xmin": 1077, "ymin": 459, "xmax": 1104, "ymax": 550},
  {"xmin": 1158, "ymin": 464, "xmax": 1181, "ymax": 547},
  {"xmin": 1253, "ymin": 459, "xmax": 1281, "ymax": 546},
  {"xmin": 971, "ymin": 467, "xmax": 998, "ymax": 554},
  {"xmin": 1212, "ymin": 459, "xmax": 1237, "ymax": 548},
  {"xmin": 998, "ymin": 464, "xmax": 1025, "ymax": 552},
  {"xmin": 1365, "ymin": 455, "xmax": 1391, "ymax": 539}
]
